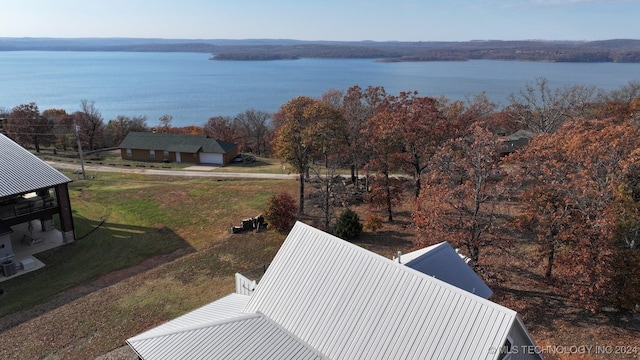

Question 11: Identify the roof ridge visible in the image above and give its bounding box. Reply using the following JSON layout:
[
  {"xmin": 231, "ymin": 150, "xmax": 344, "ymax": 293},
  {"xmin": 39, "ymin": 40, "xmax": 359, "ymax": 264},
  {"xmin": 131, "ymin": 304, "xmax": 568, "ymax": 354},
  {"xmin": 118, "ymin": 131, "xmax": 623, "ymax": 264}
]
[
  {"xmin": 128, "ymin": 313, "xmax": 261, "ymax": 343},
  {"xmin": 280, "ymin": 222, "xmax": 514, "ymax": 315}
]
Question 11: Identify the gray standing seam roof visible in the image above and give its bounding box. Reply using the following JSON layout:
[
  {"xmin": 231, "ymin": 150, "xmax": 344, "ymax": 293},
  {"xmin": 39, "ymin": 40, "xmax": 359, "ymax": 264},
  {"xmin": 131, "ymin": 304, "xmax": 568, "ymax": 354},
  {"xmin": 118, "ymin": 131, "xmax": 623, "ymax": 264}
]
[
  {"xmin": 0, "ymin": 134, "xmax": 71, "ymax": 198},
  {"xmin": 401, "ymin": 241, "xmax": 494, "ymax": 299}
]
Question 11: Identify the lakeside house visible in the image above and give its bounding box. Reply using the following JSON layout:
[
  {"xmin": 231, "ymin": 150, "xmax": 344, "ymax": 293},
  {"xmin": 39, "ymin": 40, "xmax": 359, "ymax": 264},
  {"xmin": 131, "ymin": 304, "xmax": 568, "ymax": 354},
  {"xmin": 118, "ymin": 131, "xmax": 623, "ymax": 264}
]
[
  {"xmin": 118, "ymin": 132, "xmax": 238, "ymax": 165},
  {"xmin": 0, "ymin": 134, "xmax": 75, "ymax": 280},
  {"xmin": 128, "ymin": 222, "xmax": 542, "ymax": 360}
]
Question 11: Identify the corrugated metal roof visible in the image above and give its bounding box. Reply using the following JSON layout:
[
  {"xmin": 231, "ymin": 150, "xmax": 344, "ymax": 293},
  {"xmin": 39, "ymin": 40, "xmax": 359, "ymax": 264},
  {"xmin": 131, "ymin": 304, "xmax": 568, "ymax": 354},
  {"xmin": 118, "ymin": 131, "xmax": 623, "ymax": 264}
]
[
  {"xmin": 118, "ymin": 132, "xmax": 236, "ymax": 154},
  {"xmin": 400, "ymin": 241, "xmax": 494, "ymax": 299},
  {"xmin": 128, "ymin": 222, "xmax": 527, "ymax": 360},
  {"xmin": 0, "ymin": 134, "xmax": 72, "ymax": 198},
  {"xmin": 128, "ymin": 313, "xmax": 326, "ymax": 360},
  {"xmin": 244, "ymin": 222, "xmax": 515, "ymax": 360},
  {"xmin": 129, "ymin": 293, "xmax": 250, "ymax": 341}
]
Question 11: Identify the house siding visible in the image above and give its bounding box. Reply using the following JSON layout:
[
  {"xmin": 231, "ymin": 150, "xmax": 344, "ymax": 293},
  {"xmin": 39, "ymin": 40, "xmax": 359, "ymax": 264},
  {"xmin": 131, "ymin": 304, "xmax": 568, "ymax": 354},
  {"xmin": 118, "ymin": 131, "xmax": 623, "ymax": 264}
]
[
  {"xmin": 223, "ymin": 147, "xmax": 239, "ymax": 164},
  {"xmin": 120, "ymin": 148, "xmax": 202, "ymax": 164},
  {"xmin": 505, "ymin": 319, "xmax": 544, "ymax": 359},
  {"xmin": 118, "ymin": 132, "xmax": 237, "ymax": 165}
]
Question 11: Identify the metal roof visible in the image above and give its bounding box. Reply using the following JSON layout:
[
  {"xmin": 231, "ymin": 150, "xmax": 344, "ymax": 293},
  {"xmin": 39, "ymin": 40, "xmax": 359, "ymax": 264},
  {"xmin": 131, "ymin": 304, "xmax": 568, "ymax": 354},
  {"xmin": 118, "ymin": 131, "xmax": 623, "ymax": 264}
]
[
  {"xmin": 399, "ymin": 242, "xmax": 494, "ymax": 299},
  {"xmin": 118, "ymin": 132, "xmax": 237, "ymax": 154},
  {"xmin": 0, "ymin": 134, "xmax": 72, "ymax": 198},
  {"xmin": 129, "ymin": 293, "xmax": 250, "ymax": 340},
  {"xmin": 128, "ymin": 313, "xmax": 326, "ymax": 360},
  {"xmin": 244, "ymin": 222, "xmax": 515, "ymax": 360},
  {"xmin": 128, "ymin": 222, "xmax": 528, "ymax": 360}
]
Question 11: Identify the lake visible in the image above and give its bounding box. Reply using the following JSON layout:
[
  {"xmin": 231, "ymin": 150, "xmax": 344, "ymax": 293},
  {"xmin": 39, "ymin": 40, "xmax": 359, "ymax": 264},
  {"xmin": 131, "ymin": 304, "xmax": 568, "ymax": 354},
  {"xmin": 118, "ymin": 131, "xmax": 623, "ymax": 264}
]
[{"xmin": 1, "ymin": 51, "xmax": 640, "ymax": 127}]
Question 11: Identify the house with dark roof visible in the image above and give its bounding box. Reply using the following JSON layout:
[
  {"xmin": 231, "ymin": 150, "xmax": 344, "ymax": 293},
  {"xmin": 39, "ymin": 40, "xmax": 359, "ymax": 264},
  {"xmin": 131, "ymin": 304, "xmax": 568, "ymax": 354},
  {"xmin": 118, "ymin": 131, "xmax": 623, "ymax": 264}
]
[
  {"xmin": 118, "ymin": 132, "xmax": 238, "ymax": 165},
  {"xmin": 501, "ymin": 129, "xmax": 535, "ymax": 156},
  {"xmin": 128, "ymin": 222, "xmax": 542, "ymax": 360},
  {"xmin": 0, "ymin": 134, "xmax": 75, "ymax": 279},
  {"xmin": 394, "ymin": 241, "xmax": 494, "ymax": 299}
]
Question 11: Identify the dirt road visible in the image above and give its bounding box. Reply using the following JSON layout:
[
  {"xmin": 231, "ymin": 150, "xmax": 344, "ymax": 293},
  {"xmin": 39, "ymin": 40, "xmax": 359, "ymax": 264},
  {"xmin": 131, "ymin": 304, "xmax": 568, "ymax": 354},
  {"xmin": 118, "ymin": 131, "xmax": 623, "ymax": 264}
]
[{"xmin": 47, "ymin": 161, "xmax": 298, "ymax": 180}]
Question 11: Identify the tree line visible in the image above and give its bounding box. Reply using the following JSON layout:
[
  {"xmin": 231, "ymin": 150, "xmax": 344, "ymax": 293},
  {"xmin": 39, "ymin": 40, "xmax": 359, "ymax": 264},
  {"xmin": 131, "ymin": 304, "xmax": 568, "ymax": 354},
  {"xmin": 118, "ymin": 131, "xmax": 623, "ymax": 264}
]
[
  {"xmin": 2, "ymin": 78, "xmax": 640, "ymax": 312},
  {"xmin": 270, "ymin": 79, "xmax": 640, "ymax": 313},
  {"xmin": 0, "ymin": 101, "xmax": 274, "ymax": 156}
]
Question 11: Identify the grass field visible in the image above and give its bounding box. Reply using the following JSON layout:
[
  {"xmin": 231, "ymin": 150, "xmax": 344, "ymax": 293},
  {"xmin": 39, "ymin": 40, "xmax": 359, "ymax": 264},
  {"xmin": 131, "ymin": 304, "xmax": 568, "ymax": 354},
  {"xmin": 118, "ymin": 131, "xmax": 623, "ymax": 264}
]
[{"xmin": 0, "ymin": 170, "xmax": 296, "ymax": 319}]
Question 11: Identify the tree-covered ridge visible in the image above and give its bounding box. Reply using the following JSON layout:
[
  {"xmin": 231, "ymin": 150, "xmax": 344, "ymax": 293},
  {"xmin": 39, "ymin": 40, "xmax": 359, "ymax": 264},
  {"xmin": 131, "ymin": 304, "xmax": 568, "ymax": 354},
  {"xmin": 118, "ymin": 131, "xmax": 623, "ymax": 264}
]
[{"xmin": 2, "ymin": 37, "xmax": 640, "ymax": 62}]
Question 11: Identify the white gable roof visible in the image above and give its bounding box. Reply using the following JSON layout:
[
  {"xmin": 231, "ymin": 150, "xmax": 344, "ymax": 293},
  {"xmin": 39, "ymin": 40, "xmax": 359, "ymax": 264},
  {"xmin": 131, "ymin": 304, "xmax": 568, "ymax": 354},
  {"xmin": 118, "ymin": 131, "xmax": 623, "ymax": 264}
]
[
  {"xmin": 399, "ymin": 241, "xmax": 493, "ymax": 299},
  {"xmin": 128, "ymin": 293, "xmax": 250, "ymax": 341},
  {"xmin": 128, "ymin": 222, "xmax": 530, "ymax": 360},
  {"xmin": 129, "ymin": 313, "xmax": 326, "ymax": 360},
  {"xmin": 245, "ymin": 222, "xmax": 515, "ymax": 360}
]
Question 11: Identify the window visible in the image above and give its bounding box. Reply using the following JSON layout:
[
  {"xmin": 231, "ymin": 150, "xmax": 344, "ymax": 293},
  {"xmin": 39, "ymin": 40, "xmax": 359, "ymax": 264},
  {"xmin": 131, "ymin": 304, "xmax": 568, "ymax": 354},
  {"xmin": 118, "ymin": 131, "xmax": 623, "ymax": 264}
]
[
  {"xmin": 163, "ymin": 150, "xmax": 169, "ymax": 159},
  {"xmin": 126, "ymin": 148, "xmax": 132, "ymax": 157},
  {"xmin": 150, "ymin": 150, "xmax": 156, "ymax": 159}
]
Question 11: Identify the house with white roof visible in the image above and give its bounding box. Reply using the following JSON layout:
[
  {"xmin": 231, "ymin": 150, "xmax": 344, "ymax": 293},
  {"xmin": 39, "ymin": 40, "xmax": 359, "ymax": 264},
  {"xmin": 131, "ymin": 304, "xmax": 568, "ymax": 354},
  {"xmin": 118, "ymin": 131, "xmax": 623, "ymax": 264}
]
[{"xmin": 128, "ymin": 222, "xmax": 542, "ymax": 359}]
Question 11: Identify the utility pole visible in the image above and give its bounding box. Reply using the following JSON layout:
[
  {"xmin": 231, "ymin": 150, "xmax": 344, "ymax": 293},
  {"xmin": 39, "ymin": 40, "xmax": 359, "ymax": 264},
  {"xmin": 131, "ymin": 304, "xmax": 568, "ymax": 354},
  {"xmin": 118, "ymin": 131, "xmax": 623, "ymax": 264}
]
[{"xmin": 75, "ymin": 124, "xmax": 86, "ymax": 180}]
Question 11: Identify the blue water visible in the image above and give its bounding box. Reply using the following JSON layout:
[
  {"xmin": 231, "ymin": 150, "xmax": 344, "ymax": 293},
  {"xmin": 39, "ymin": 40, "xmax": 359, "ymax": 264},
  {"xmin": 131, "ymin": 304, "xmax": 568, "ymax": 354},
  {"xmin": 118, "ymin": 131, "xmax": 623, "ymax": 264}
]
[{"xmin": 1, "ymin": 51, "xmax": 640, "ymax": 127}]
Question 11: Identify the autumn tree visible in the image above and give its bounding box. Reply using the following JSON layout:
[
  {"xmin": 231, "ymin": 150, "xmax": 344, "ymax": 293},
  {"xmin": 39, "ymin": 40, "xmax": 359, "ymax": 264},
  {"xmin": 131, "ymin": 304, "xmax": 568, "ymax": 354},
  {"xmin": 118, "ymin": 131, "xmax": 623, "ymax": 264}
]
[
  {"xmin": 74, "ymin": 99, "xmax": 105, "ymax": 151},
  {"xmin": 104, "ymin": 115, "xmax": 148, "ymax": 147},
  {"xmin": 273, "ymin": 96, "xmax": 345, "ymax": 217},
  {"xmin": 6, "ymin": 102, "xmax": 54, "ymax": 152},
  {"xmin": 307, "ymin": 94, "xmax": 347, "ymax": 230},
  {"xmin": 593, "ymin": 81, "xmax": 640, "ymax": 123},
  {"xmin": 388, "ymin": 92, "xmax": 448, "ymax": 198},
  {"xmin": 42, "ymin": 109, "xmax": 74, "ymax": 151},
  {"xmin": 414, "ymin": 125, "xmax": 505, "ymax": 270},
  {"xmin": 364, "ymin": 100, "xmax": 405, "ymax": 222},
  {"xmin": 203, "ymin": 115, "xmax": 244, "ymax": 148},
  {"xmin": 439, "ymin": 93, "xmax": 499, "ymax": 135},
  {"xmin": 235, "ymin": 109, "xmax": 272, "ymax": 156},
  {"xmin": 171, "ymin": 125, "xmax": 204, "ymax": 135},
  {"xmin": 341, "ymin": 85, "xmax": 386, "ymax": 186},
  {"xmin": 507, "ymin": 118, "xmax": 640, "ymax": 311}
]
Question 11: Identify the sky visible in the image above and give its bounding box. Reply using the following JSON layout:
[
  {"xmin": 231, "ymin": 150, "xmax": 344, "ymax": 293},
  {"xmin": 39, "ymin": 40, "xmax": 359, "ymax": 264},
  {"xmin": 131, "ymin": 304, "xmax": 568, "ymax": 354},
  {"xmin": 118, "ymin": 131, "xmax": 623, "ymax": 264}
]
[{"xmin": 1, "ymin": 0, "xmax": 639, "ymax": 42}]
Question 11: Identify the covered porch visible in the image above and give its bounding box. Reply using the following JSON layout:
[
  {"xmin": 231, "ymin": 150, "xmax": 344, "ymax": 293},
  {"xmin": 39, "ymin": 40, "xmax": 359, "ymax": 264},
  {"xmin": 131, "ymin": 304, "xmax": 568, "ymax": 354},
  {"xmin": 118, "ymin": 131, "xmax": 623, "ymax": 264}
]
[{"xmin": 0, "ymin": 220, "xmax": 65, "ymax": 282}]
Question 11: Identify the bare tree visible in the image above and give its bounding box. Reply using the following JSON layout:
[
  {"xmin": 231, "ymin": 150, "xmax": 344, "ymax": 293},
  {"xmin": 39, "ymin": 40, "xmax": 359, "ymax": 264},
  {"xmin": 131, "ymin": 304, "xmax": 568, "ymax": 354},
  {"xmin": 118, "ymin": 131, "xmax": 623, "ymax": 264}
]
[
  {"xmin": 235, "ymin": 109, "xmax": 272, "ymax": 156},
  {"xmin": 597, "ymin": 80, "xmax": 640, "ymax": 105},
  {"xmin": 157, "ymin": 114, "xmax": 173, "ymax": 133},
  {"xmin": 507, "ymin": 77, "xmax": 595, "ymax": 134},
  {"xmin": 74, "ymin": 100, "xmax": 105, "ymax": 151},
  {"xmin": 104, "ymin": 115, "xmax": 148, "ymax": 146}
]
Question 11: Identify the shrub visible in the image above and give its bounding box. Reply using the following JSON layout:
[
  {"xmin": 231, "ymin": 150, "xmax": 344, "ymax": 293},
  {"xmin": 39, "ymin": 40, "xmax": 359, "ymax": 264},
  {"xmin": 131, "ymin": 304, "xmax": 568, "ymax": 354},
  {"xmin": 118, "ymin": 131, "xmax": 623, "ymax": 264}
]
[
  {"xmin": 334, "ymin": 209, "xmax": 363, "ymax": 241},
  {"xmin": 264, "ymin": 192, "xmax": 298, "ymax": 232},
  {"xmin": 363, "ymin": 214, "xmax": 383, "ymax": 232}
]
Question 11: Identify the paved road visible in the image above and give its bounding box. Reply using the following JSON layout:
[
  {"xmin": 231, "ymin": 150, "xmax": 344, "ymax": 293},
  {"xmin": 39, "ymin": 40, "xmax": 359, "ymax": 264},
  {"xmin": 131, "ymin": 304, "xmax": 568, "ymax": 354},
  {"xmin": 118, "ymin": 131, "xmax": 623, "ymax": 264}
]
[{"xmin": 47, "ymin": 161, "xmax": 298, "ymax": 180}]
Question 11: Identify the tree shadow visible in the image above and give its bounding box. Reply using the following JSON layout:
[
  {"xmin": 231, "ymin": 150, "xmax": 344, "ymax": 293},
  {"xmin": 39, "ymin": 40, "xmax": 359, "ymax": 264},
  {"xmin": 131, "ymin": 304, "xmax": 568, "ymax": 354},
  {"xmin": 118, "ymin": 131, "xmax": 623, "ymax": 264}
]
[
  {"xmin": 0, "ymin": 216, "xmax": 195, "ymax": 332},
  {"xmin": 490, "ymin": 262, "xmax": 640, "ymax": 337}
]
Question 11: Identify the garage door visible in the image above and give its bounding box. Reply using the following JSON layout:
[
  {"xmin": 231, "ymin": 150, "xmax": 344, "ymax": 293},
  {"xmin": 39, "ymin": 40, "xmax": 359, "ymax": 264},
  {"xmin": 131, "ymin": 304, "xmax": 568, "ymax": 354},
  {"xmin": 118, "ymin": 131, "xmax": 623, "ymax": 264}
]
[{"xmin": 199, "ymin": 152, "xmax": 223, "ymax": 164}]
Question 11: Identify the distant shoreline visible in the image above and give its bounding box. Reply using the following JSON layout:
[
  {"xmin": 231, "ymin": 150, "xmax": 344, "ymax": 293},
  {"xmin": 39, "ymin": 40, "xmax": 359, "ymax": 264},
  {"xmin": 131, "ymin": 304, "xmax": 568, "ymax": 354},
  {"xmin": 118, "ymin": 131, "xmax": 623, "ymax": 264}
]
[{"xmin": 2, "ymin": 37, "xmax": 640, "ymax": 63}]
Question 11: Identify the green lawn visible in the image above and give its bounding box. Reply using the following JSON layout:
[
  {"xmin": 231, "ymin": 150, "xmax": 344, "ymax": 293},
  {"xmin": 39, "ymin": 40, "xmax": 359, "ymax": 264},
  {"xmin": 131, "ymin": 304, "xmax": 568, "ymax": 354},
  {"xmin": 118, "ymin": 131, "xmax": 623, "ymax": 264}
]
[{"xmin": 0, "ymin": 170, "xmax": 297, "ymax": 317}]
